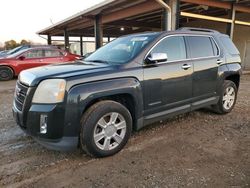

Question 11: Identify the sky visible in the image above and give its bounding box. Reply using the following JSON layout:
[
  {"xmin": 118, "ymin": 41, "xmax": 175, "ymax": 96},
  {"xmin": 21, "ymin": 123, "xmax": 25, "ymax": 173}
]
[{"xmin": 0, "ymin": 0, "xmax": 104, "ymax": 46}]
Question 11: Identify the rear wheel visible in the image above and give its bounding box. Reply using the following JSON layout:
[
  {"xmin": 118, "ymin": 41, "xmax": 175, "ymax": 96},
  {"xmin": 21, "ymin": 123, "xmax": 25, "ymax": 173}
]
[
  {"xmin": 0, "ymin": 66, "xmax": 14, "ymax": 81},
  {"xmin": 212, "ymin": 80, "xmax": 237, "ymax": 114},
  {"xmin": 80, "ymin": 100, "xmax": 132, "ymax": 157}
]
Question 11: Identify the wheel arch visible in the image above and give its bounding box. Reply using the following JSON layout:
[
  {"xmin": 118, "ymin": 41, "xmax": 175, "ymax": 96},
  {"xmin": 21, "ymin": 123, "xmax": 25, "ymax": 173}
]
[
  {"xmin": 83, "ymin": 93, "xmax": 137, "ymax": 130},
  {"xmin": 224, "ymin": 74, "xmax": 240, "ymax": 89},
  {"xmin": 0, "ymin": 65, "xmax": 16, "ymax": 75},
  {"xmin": 64, "ymin": 78, "xmax": 144, "ymax": 137}
]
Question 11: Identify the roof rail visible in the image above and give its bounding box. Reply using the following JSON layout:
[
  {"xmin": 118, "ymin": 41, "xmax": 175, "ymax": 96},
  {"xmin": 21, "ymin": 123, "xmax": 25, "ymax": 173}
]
[{"xmin": 177, "ymin": 27, "xmax": 219, "ymax": 33}]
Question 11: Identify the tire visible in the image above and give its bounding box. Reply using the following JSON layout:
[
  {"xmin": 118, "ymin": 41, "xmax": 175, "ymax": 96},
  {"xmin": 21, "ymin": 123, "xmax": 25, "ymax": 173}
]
[
  {"xmin": 212, "ymin": 80, "xmax": 238, "ymax": 114},
  {"xmin": 80, "ymin": 100, "xmax": 132, "ymax": 157},
  {"xmin": 0, "ymin": 66, "xmax": 14, "ymax": 81}
]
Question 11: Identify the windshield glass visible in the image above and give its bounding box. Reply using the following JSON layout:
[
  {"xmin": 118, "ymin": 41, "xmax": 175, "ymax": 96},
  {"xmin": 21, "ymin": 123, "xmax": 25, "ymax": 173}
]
[
  {"xmin": 85, "ymin": 33, "xmax": 160, "ymax": 64},
  {"xmin": 6, "ymin": 45, "xmax": 29, "ymax": 55},
  {"xmin": 5, "ymin": 48, "xmax": 29, "ymax": 58}
]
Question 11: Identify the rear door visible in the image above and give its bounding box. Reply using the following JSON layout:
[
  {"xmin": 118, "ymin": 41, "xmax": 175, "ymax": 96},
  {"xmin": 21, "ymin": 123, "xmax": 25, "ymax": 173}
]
[
  {"xmin": 44, "ymin": 49, "xmax": 64, "ymax": 64},
  {"xmin": 143, "ymin": 35, "xmax": 193, "ymax": 119},
  {"xmin": 186, "ymin": 35, "xmax": 221, "ymax": 104}
]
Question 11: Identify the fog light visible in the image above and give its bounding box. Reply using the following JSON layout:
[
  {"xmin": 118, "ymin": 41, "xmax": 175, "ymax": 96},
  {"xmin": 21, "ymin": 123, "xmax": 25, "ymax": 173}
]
[{"xmin": 40, "ymin": 114, "xmax": 48, "ymax": 134}]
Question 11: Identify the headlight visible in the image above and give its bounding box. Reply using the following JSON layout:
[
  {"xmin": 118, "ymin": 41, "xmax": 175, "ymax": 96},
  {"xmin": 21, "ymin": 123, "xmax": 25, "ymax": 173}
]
[{"xmin": 32, "ymin": 79, "xmax": 66, "ymax": 104}]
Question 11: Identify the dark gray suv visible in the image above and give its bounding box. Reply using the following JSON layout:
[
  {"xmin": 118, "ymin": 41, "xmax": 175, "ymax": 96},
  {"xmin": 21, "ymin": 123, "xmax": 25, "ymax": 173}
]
[{"xmin": 13, "ymin": 27, "xmax": 241, "ymax": 157}]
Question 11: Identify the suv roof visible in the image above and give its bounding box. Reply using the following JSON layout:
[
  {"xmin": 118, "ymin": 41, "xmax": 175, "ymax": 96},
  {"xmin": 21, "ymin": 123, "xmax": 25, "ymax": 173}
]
[
  {"xmin": 122, "ymin": 27, "xmax": 225, "ymax": 39},
  {"xmin": 177, "ymin": 27, "xmax": 220, "ymax": 34}
]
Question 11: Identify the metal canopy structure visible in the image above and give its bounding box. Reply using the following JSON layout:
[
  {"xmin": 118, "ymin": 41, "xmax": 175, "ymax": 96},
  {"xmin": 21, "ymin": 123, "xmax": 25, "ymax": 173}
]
[{"xmin": 37, "ymin": 0, "xmax": 250, "ymax": 53}]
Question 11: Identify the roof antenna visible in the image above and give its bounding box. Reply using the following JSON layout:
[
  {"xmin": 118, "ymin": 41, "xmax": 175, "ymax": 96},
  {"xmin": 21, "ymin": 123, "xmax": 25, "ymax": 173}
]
[{"xmin": 50, "ymin": 18, "xmax": 54, "ymax": 25}]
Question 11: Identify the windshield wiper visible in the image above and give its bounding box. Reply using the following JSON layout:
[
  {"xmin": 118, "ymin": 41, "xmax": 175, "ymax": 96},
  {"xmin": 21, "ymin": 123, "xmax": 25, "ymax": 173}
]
[{"xmin": 85, "ymin": 60, "xmax": 109, "ymax": 64}]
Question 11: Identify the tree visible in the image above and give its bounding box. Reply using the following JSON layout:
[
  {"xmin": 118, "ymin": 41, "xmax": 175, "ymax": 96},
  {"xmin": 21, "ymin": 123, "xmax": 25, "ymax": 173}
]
[
  {"xmin": 20, "ymin": 39, "xmax": 31, "ymax": 45},
  {"xmin": 4, "ymin": 40, "xmax": 18, "ymax": 50}
]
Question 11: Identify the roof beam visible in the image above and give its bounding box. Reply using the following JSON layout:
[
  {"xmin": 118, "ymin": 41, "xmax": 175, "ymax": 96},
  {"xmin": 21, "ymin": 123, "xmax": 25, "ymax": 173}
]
[
  {"xmin": 102, "ymin": 1, "xmax": 162, "ymax": 24},
  {"xmin": 181, "ymin": 0, "xmax": 250, "ymax": 14},
  {"xmin": 106, "ymin": 20, "xmax": 161, "ymax": 30},
  {"xmin": 180, "ymin": 11, "xmax": 250, "ymax": 26}
]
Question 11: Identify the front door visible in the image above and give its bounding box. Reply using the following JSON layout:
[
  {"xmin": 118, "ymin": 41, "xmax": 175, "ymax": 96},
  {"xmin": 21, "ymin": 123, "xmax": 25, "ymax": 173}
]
[
  {"xmin": 17, "ymin": 49, "xmax": 45, "ymax": 72},
  {"xmin": 143, "ymin": 36, "xmax": 193, "ymax": 119}
]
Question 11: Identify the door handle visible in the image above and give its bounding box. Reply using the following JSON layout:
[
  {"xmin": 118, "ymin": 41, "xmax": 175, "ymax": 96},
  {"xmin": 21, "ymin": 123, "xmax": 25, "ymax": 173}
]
[
  {"xmin": 216, "ymin": 59, "xmax": 223, "ymax": 65},
  {"xmin": 39, "ymin": 59, "xmax": 43, "ymax": 62},
  {"xmin": 182, "ymin": 64, "xmax": 191, "ymax": 70}
]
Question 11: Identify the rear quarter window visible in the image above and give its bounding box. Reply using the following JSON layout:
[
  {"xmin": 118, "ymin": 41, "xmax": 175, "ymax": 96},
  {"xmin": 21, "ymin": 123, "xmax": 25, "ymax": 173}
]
[{"xmin": 220, "ymin": 36, "xmax": 239, "ymax": 55}]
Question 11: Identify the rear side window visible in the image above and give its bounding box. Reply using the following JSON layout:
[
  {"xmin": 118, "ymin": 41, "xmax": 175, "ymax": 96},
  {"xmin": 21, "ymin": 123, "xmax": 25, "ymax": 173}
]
[
  {"xmin": 44, "ymin": 50, "xmax": 62, "ymax": 57},
  {"xmin": 220, "ymin": 36, "xmax": 239, "ymax": 55},
  {"xmin": 187, "ymin": 36, "xmax": 214, "ymax": 58},
  {"xmin": 151, "ymin": 36, "xmax": 186, "ymax": 62}
]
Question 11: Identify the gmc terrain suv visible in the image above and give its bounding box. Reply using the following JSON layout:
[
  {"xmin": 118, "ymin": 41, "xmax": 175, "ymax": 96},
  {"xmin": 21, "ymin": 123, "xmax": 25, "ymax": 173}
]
[{"xmin": 13, "ymin": 28, "xmax": 241, "ymax": 157}]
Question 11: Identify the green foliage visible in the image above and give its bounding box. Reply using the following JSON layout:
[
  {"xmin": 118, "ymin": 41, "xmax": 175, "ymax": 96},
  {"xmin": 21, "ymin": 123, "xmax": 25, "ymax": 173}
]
[
  {"xmin": 20, "ymin": 40, "xmax": 31, "ymax": 45},
  {"xmin": 4, "ymin": 39, "xmax": 32, "ymax": 50},
  {"xmin": 4, "ymin": 40, "xmax": 18, "ymax": 50}
]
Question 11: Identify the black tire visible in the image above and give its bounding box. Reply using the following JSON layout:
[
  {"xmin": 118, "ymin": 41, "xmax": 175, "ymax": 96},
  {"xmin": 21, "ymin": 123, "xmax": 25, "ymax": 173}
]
[
  {"xmin": 212, "ymin": 80, "xmax": 238, "ymax": 114},
  {"xmin": 80, "ymin": 100, "xmax": 132, "ymax": 157},
  {"xmin": 0, "ymin": 66, "xmax": 14, "ymax": 81}
]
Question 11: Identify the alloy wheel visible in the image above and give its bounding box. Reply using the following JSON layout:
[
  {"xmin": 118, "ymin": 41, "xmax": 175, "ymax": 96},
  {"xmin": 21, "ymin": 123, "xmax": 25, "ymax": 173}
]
[
  {"xmin": 222, "ymin": 86, "xmax": 235, "ymax": 110},
  {"xmin": 93, "ymin": 112, "xmax": 127, "ymax": 151}
]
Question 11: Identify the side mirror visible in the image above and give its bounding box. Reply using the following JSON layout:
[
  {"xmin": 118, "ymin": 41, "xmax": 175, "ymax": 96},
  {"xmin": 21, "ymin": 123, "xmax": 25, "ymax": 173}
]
[
  {"xmin": 146, "ymin": 53, "xmax": 168, "ymax": 64},
  {"xmin": 18, "ymin": 56, "xmax": 25, "ymax": 61}
]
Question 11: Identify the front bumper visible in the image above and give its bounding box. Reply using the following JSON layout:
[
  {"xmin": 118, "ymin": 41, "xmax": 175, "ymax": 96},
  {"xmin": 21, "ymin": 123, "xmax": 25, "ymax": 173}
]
[{"xmin": 12, "ymin": 102, "xmax": 78, "ymax": 151}]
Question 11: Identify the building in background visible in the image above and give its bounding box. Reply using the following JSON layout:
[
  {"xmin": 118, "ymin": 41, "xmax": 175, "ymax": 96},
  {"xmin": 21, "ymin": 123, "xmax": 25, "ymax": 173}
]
[
  {"xmin": 37, "ymin": 0, "xmax": 250, "ymax": 69},
  {"xmin": 70, "ymin": 42, "xmax": 95, "ymax": 55}
]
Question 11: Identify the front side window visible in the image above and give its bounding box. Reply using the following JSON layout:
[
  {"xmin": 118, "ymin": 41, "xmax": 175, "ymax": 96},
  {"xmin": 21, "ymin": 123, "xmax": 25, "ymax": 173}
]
[
  {"xmin": 150, "ymin": 36, "xmax": 186, "ymax": 62},
  {"xmin": 24, "ymin": 49, "xmax": 44, "ymax": 58},
  {"xmin": 187, "ymin": 36, "xmax": 214, "ymax": 58}
]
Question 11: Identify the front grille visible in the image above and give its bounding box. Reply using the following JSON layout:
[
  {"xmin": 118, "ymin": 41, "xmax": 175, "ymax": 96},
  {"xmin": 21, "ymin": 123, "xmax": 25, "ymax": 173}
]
[{"xmin": 14, "ymin": 81, "xmax": 29, "ymax": 111}]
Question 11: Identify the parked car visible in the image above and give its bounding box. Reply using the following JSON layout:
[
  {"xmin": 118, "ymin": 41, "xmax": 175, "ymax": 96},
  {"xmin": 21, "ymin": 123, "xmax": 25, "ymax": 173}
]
[
  {"xmin": 0, "ymin": 45, "xmax": 58, "ymax": 58},
  {"xmin": 13, "ymin": 28, "xmax": 241, "ymax": 157},
  {"xmin": 0, "ymin": 47, "xmax": 80, "ymax": 80},
  {"xmin": 0, "ymin": 50, "xmax": 9, "ymax": 57},
  {"xmin": 81, "ymin": 52, "xmax": 93, "ymax": 59},
  {"xmin": 0, "ymin": 46, "xmax": 30, "ymax": 58}
]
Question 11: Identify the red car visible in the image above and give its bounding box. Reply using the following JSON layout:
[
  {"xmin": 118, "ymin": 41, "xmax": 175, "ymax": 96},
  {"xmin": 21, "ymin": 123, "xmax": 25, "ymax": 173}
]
[{"xmin": 0, "ymin": 47, "xmax": 80, "ymax": 80}]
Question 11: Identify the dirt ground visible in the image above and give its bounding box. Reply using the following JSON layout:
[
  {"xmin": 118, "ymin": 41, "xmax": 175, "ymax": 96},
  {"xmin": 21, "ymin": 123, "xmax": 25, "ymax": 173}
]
[{"xmin": 0, "ymin": 75, "xmax": 249, "ymax": 188}]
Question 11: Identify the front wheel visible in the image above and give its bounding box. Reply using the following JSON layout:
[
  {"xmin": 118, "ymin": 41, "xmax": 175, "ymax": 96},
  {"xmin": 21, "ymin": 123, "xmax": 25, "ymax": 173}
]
[
  {"xmin": 0, "ymin": 66, "xmax": 14, "ymax": 81},
  {"xmin": 212, "ymin": 80, "xmax": 238, "ymax": 114},
  {"xmin": 80, "ymin": 100, "xmax": 132, "ymax": 157}
]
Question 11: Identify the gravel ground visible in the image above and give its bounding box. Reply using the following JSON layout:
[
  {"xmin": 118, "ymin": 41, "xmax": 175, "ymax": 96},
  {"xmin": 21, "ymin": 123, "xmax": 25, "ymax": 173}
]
[{"xmin": 0, "ymin": 75, "xmax": 249, "ymax": 188}]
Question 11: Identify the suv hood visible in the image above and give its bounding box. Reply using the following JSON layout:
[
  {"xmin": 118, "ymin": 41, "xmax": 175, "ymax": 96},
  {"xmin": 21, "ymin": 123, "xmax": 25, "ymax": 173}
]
[{"xmin": 19, "ymin": 62, "xmax": 112, "ymax": 86}]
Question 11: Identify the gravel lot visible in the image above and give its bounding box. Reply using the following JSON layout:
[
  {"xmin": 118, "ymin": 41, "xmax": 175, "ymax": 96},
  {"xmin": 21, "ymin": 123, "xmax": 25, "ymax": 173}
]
[{"xmin": 0, "ymin": 75, "xmax": 249, "ymax": 188}]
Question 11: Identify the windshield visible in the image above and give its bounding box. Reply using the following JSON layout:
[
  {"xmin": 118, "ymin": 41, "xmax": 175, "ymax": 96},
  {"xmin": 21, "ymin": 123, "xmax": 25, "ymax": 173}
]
[
  {"xmin": 5, "ymin": 48, "xmax": 29, "ymax": 58},
  {"xmin": 85, "ymin": 33, "xmax": 160, "ymax": 64},
  {"xmin": 6, "ymin": 45, "xmax": 29, "ymax": 55}
]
